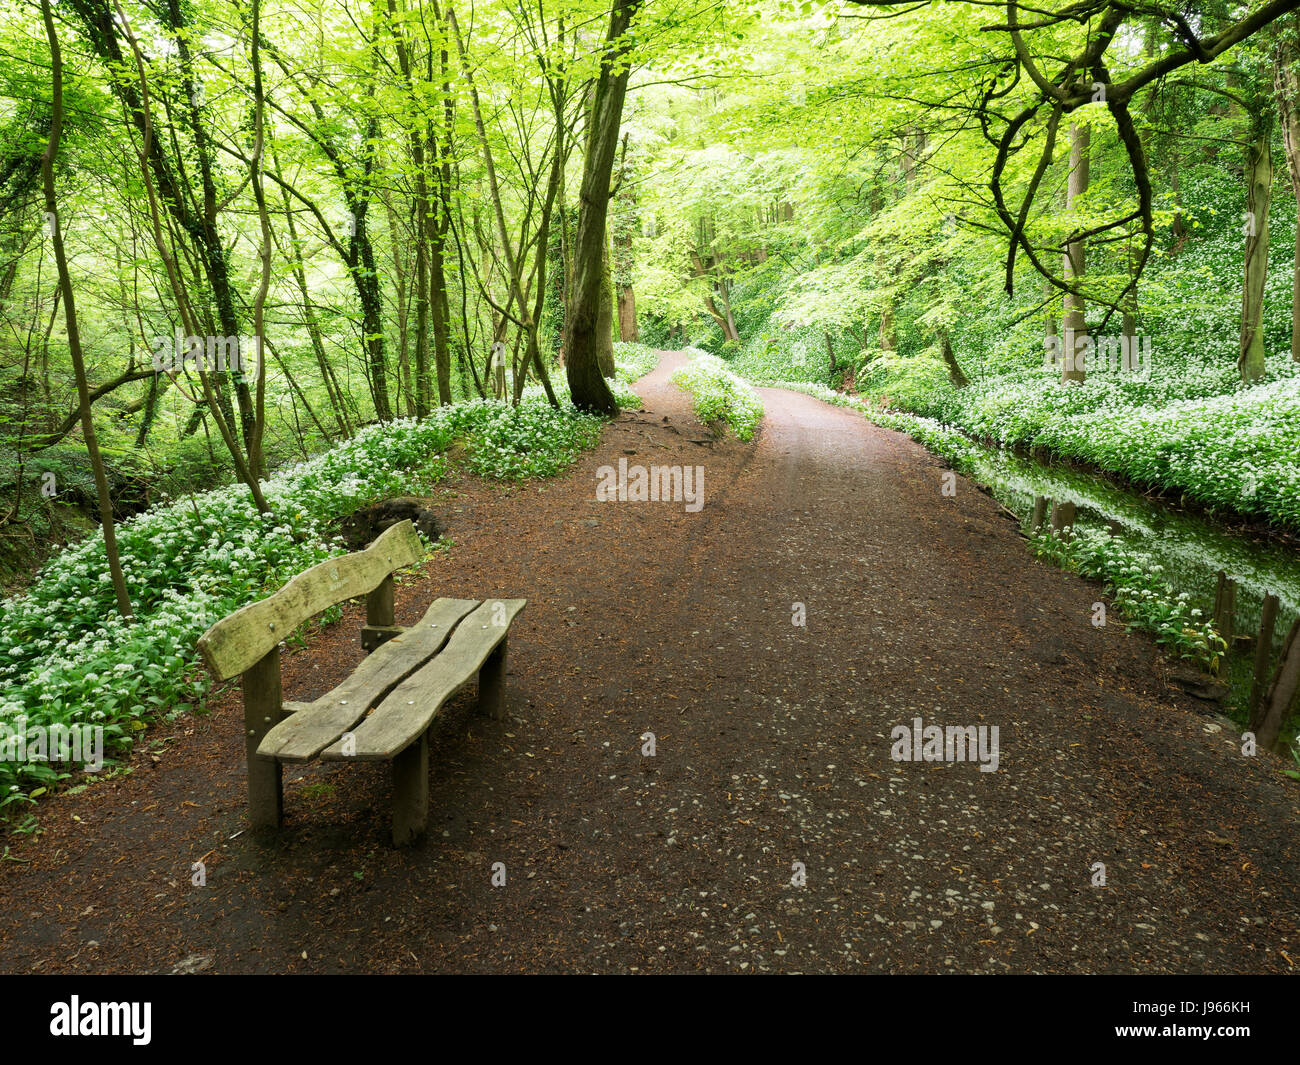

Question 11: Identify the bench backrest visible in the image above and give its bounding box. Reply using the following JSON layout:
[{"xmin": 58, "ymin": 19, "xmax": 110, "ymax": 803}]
[{"xmin": 197, "ymin": 520, "xmax": 424, "ymax": 681}]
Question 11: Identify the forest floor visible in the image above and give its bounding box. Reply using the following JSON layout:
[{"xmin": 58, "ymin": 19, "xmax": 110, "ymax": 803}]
[{"xmin": 1, "ymin": 350, "xmax": 1297, "ymax": 974}]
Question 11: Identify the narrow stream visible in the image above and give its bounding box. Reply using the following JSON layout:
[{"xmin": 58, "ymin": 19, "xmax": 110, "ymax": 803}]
[{"xmin": 965, "ymin": 445, "xmax": 1300, "ymax": 662}]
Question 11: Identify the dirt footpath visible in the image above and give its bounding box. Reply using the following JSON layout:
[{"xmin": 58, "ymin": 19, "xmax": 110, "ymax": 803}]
[{"xmin": 1, "ymin": 350, "xmax": 1296, "ymax": 974}]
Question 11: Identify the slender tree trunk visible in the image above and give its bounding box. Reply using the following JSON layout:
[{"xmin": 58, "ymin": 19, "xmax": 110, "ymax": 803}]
[
  {"xmin": 277, "ymin": 179, "xmax": 352, "ymax": 436},
  {"xmin": 355, "ymin": 208, "xmax": 393, "ymax": 420},
  {"xmin": 513, "ymin": 89, "xmax": 565, "ymax": 407},
  {"xmin": 109, "ymin": 0, "xmax": 270, "ymax": 512},
  {"xmin": 614, "ymin": 184, "xmax": 638, "ymax": 341},
  {"xmin": 1062, "ymin": 121, "xmax": 1090, "ymax": 384},
  {"xmin": 385, "ymin": 0, "xmax": 434, "ymax": 413},
  {"xmin": 430, "ymin": 232, "xmax": 454, "ymax": 405},
  {"xmin": 690, "ymin": 250, "xmax": 740, "ymax": 341},
  {"xmin": 597, "ymin": 235, "xmax": 615, "ymax": 376},
  {"xmin": 430, "ymin": 12, "xmax": 457, "ymax": 404},
  {"xmin": 412, "ymin": 192, "xmax": 430, "ymax": 415},
  {"xmin": 246, "ymin": 0, "xmax": 273, "ymax": 482},
  {"xmin": 40, "ymin": 0, "xmax": 132, "ymax": 619},
  {"xmin": 558, "ymin": 188, "xmax": 572, "ymax": 363},
  {"xmin": 618, "ymin": 281, "xmax": 637, "ymax": 342},
  {"xmin": 938, "ymin": 329, "xmax": 969, "ymax": 388},
  {"xmin": 384, "ymin": 191, "xmax": 415, "ymax": 416},
  {"xmin": 1240, "ymin": 108, "xmax": 1274, "ymax": 383},
  {"xmin": 448, "ymin": 4, "xmax": 556, "ymax": 408},
  {"xmin": 717, "ymin": 275, "xmax": 739, "ymax": 342},
  {"xmin": 1276, "ymin": 37, "xmax": 1300, "ymax": 362}
]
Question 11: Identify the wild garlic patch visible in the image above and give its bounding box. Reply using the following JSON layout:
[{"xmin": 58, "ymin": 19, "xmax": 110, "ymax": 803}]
[
  {"xmin": 0, "ymin": 397, "xmax": 607, "ymax": 810},
  {"xmin": 612, "ymin": 342, "xmax": 660, "ymax": 383},
  {"xmin": 1031, "ymin": 530, "xmax": 1227, "ymax": 670},
  {"xmin": 670, "ymin": 354, "xmax": 765, "ymax": 441}
]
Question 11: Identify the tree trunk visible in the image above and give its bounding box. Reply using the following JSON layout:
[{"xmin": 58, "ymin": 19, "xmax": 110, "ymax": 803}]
[
  {"xmin": 1276, "ymin": 39, "xmax": 1300, "ymax": 362},
  {"xmin": 355, "ymin": 211, "xmax": 394, "ymax": 420},
  {"xmin": 412, "ymin": 185, "xmax": 430, "ymax": 415},
  {"xmin": 1062, "ymin": 121, "xmax": 1090, "ymax": 384},
  {"xmin": 386, "ymin": 0, "xmax": 439, "ymax": 412},
  {"xmin": 279, "ymin": 182, "xmax": 353, "ymax": 437},
  {"xmin": 614, "ymin": 183, "xmax": 638, "ymax": 341},
  {"xmin": 39, "ymin": 0, "xmax": 133, "ymax": 619},
  {"xmin": 512, "ymin": 103, "xmax": 564, "ymax": 408},
  {"xmin": 618, "ymin": 281, "xmax": 637, "ymax": 342},
  {"xmin": 558, "ymin": 191, "xmax": 572, "ymax": 364},
  {"xmin": 690, "ymin": 251, "xmax": 739, "ymax": 342},
  {"xmin": 1240, "ymin": 108, "xmax": 1274, "ymax": 383},
  {"xmin": 384, "ymin": 191, "xmax": 414, "ymax": 416},
  {"xmin": 564, "ymin": 0, "xmax": 642, "ymax": 415},
  {"xmin": 246, "ymin": 0, "xmax": 273, "ymax": 496},
  {"xmin": 597, "ymin": 236, "xmax": 615, "ymax": 376},
  {"xmin": 430, "ymin": 234, "xmax": 454, "ymax": 405},
  {"xmin": 717, "ymin": 275, "xmax": 739, "ymax": 342},
  {"xmin": 938, "ymin": 329, "xmax": 969, "ymax": 388},
  {"xmin": 432, "ymin": 18, "xmax": 457, "ymax": 404}
]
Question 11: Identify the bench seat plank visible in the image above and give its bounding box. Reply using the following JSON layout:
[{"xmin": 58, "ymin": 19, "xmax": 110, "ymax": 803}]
[
  {"xmin": 321, "ymin": 598, "xmax": 525, "ymax": 761},
  {"xmin": 258, "ymin": 597, "xmax": 480, "ymax": 763}
]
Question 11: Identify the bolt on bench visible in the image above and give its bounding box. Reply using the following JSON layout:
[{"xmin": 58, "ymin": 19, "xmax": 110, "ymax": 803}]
[{"xmin": 195, "ymin": 520, "xmax": 525, "ymax": 845}]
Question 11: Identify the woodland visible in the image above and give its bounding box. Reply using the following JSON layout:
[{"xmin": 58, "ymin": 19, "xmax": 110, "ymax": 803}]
[{"xmin": 2, "ymin": 0, "xmax": 1299, "ymax": 825}]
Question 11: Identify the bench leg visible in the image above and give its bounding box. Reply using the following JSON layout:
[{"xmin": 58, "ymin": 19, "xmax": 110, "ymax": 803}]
[
  {"xmin": 242, "ymin": 649, "xmax": 283, "ymax": 830},
  {"xmin": 246, "ymin": 750, "xmax": 283, "ymax": 830},
  {"xmin": 391, "ymin": 733, "xmax": 429, "ymax": 846},
  {"xmin": 478, "ymin": 637, "xmax": 508, "ymax": 720}
]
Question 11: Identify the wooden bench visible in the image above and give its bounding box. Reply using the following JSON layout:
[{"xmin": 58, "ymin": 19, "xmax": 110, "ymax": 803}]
[{"xmin": 195, "ymin": 520, "xmax": 525, "ymax": 845}]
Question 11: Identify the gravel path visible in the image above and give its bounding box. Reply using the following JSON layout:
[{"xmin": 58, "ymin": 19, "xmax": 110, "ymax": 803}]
[{"xmin": 1, "ymin": 350, "xmax": 1297, "ymax": 974}]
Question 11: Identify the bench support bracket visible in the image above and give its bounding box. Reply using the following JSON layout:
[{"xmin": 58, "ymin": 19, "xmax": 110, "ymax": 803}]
[
  {"xmin": 361, "ymin": 624, "xmax": 404, "ymax": 652},
  {"xmin": 362, "ymin": 575, "xmax": 402, "ymax": 652}
]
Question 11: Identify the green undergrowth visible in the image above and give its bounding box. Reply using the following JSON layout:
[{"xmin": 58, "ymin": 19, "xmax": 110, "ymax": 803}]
[
  {"xmin": 1030, "ymin": 529, "xmax": 1227, "ymax": 671},
  {"xmin": 612, "ymin": 341, "xmax": 661, "ymax": 383},
  {"xmin": 0, "ymin": 388, "xmax": 618, "ymax": 819},
  {"xmin": 671, "ymin": 353, "xmax": 765, "ymax": 440}
]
